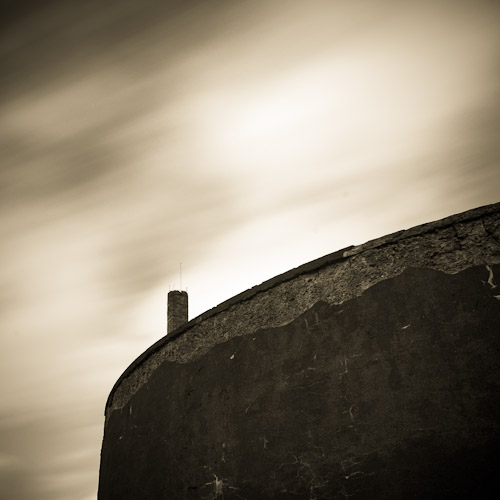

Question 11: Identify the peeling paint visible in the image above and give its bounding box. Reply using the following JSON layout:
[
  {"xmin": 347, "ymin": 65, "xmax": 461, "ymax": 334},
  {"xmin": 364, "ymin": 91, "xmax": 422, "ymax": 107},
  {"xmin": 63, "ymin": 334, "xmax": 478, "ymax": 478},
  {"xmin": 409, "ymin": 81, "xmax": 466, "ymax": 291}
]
[
  {"xmin": 486, "ymin": 264, "xmax": 497, "ymax": 289},
  {"xmin": 348, "ymin": 405, "xmax": 358, "ymax": 422},
  {"xmin": 203, "ymin": 474, "xmax": 224, "ymax": 499},
  {"xmin": 338, "ymin": 355, "xmax": 348, "ymax": 382},
  {"xmin": 107, "ymin": 203, "xmax": 500, "ymax": 416}
]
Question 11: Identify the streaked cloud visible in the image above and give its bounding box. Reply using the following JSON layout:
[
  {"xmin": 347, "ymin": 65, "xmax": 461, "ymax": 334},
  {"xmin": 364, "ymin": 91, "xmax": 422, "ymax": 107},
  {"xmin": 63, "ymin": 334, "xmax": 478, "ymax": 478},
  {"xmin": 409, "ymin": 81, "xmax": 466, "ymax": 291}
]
[{"xmin": 1, "ymin": 1, "xmax": 499, "ymax": 499}]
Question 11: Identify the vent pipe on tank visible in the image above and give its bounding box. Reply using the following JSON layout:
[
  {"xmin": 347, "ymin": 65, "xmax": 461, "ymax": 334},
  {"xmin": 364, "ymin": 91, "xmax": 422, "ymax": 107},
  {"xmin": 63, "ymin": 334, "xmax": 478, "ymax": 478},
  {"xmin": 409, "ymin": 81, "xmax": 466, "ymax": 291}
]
[{"xmin": 167, "ymin": 290, "xmax": 188, "ymax": 334}]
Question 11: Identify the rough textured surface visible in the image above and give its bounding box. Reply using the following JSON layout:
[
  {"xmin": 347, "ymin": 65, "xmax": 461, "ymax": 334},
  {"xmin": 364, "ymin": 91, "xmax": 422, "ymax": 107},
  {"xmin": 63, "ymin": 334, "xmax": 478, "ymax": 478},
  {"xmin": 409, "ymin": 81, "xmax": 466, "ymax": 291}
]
[
  {"xmin": 106, "ymin": 203, "xmax": 500, "ymax": 415},
  {"xmin": 168, "ymin": 290, "xmax": 188, "ymax": 334},
  {"xmin": 99, "ymin": 263, "xmax": 500, "ymax": 499}
]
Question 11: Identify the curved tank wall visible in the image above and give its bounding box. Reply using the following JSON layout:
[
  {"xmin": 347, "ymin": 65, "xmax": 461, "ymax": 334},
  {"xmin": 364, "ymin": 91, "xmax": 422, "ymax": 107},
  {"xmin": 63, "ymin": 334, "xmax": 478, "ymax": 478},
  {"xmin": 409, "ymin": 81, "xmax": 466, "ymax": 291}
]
[{"xmin": 99, "ymin": 202, "xmax": 500, "ymax": 500}]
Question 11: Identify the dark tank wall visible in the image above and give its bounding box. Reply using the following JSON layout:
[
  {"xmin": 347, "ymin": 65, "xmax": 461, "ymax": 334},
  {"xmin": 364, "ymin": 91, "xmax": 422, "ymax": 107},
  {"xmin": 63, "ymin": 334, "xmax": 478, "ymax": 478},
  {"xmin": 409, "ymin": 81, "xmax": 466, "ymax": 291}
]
[{"xmin": 99, "ymin": 203, "xmax": 500, "ymax": 499}]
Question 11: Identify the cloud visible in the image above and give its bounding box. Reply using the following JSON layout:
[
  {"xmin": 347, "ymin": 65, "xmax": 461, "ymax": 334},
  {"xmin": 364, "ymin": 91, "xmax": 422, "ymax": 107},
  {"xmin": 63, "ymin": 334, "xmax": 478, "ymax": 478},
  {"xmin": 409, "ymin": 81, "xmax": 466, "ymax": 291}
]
[
  {"xmin": 0, "ymin": 452, "xmax": 21, "ymax": 470},
  {"xmin": 0, "ymin": 408, "xmax": 100, "ymax": 500}
]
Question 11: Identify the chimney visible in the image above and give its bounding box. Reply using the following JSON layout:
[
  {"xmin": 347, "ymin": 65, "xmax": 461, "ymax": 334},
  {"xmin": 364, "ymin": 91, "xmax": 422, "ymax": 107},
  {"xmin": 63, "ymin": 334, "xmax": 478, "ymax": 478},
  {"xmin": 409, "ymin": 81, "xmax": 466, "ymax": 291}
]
[{"xmin": 167, "ymin": 290, "xmax": 188, "ymax": 334}]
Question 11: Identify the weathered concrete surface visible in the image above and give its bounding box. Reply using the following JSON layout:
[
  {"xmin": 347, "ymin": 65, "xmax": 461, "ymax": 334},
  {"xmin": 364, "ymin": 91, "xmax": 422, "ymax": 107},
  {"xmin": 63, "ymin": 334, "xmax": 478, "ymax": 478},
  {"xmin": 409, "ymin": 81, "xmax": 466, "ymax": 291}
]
[
  {"xmin": 99, "ymin": 264, "xmax": 500, "ymax": 499},
  {"xmin": 106, "ymin": 203, "xmax": 500, "ymax": 415},
  {"xmin": 168, "ymin": 290, "xmax": 188, "ymax": 334}
]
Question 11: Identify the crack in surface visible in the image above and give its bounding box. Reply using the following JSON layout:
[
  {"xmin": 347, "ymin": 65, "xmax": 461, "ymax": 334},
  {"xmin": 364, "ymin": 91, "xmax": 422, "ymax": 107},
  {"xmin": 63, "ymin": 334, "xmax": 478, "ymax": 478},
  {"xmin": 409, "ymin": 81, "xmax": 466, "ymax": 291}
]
[
  {"xmin": 486, "ymin": 265, "xmax": 497, "ymax": 289},
  {"xmin": 482, "ymin": 217, "xmax": 500, "ymax": 247}
]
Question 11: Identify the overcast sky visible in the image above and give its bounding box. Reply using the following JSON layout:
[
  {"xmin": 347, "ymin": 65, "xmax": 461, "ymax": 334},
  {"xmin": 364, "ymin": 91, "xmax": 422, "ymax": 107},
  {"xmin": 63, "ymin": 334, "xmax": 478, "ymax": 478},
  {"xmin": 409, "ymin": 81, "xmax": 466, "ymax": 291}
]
[{"xmin": 1, "ymin": 1, "xmax": 499, "ymax": 498}]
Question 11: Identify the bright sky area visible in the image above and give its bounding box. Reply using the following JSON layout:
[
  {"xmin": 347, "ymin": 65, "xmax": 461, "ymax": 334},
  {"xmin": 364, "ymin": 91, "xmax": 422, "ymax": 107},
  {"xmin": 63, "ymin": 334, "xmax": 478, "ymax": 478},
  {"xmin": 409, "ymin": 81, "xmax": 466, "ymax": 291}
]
[{"xmin": 1, "ymin": 0, "xmax": 499, "ymax": 498}]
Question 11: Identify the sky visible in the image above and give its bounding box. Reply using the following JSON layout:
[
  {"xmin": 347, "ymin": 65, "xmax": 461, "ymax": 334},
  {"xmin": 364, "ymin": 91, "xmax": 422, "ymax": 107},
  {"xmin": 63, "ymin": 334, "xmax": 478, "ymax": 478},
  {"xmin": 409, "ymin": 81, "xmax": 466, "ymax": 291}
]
[{"xmin": 1, "ymin": 0, "xmax": 499, "ymax": 498}]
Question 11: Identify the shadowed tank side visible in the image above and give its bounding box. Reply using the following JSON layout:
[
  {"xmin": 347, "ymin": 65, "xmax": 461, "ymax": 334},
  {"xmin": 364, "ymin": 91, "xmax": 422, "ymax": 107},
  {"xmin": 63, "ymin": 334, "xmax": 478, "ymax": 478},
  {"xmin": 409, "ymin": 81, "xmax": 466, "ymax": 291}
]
[{"xmin": 98, "ymin": 202, "xmax": 500, "ymax": 499}]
